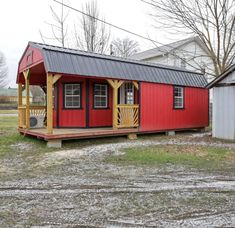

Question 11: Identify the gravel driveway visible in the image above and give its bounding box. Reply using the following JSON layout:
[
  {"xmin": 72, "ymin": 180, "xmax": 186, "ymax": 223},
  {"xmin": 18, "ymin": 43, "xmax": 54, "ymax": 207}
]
[{"xmin": 0, "ymin": 133, "xmax": 234, "ymax": 227}]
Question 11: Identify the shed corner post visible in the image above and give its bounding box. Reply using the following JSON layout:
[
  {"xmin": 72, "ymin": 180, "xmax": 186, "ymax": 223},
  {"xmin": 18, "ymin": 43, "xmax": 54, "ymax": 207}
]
[{"xmin": 23, "ymin": 69, "xmax": 30, "ymax": 129}]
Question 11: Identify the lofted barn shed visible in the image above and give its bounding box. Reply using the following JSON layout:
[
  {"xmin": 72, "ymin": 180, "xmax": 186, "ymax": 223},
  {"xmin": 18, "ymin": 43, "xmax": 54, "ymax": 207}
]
[{"xmin": 17, "ymin": 42, "xmax": 209, "ymax": 147}]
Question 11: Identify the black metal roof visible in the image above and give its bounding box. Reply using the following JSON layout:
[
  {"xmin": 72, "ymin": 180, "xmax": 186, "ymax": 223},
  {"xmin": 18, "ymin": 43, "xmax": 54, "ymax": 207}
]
[{"xmin": 29, "ymin": 42, "xmax": 207, "ymax": 88}]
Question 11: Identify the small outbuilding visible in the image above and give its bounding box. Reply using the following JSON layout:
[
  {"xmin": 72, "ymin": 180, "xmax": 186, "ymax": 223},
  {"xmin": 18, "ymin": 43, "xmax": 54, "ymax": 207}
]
[
  {"xmin": 207, "ymin": 64, "xmax": 235, "ymax": 140},
  {"xmin": 16, "ymin": 42, "xmax": 209, "ymax": 147}
]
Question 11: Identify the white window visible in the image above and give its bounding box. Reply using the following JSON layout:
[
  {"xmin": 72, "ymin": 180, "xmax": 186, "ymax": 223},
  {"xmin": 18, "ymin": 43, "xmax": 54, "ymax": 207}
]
[
  {"xmin": 64, "ymin": 84, "xmax": 81, "ymax": 108},
  {"xmin": 94, "ymin": 84, "xmax": 108, "ymax": 108},
  {"xmin": 174, "ymin": 86, "xmax": 184, "ymax": 109},
  {"xmin": 125, "ymin": 83, "xmax": 134, "ymax": 104}
]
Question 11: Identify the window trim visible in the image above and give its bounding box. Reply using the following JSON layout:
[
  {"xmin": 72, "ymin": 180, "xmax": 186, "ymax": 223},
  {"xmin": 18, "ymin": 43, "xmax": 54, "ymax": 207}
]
[
  {"xmin": 63, "ymin": 83, "xmax": 83, "ymax": 109},
  {"xmin": 173, "ymin": 86, "xmax": 185, "ymax": 110},
  {"xmin": 93, "ymin": 83, "xmax": 109, "ymax": 109}
]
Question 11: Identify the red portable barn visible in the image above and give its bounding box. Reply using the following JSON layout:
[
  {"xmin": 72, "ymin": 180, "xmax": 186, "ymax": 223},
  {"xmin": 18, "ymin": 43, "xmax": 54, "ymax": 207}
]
[{"xmin": 17, "ymin": 42, "xmax": 209, "ymax": 147}]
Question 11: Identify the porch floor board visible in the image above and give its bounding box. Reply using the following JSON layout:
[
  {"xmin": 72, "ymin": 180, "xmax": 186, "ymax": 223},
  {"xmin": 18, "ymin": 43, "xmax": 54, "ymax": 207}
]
[{"xmin": 18, "ymin": 127, "xmax": 139, "ymax": 141}]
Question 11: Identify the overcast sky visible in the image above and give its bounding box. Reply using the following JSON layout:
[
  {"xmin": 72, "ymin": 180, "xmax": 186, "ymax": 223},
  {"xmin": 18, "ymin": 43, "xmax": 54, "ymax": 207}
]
[{"xmin": 0, "ymin": 0, "xmax": 177, "ymax": 87}]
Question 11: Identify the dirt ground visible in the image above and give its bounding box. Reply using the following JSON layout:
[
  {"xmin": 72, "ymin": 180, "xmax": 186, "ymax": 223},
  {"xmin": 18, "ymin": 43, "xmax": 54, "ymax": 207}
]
[{"xmin": 0, "ymin": 133, "xmax": 235, "ymax": 227}]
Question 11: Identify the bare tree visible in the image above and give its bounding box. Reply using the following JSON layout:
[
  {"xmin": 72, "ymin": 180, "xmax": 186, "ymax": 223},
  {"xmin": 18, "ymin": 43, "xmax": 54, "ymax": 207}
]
[
  {"xmin": 74, "ymin": 0, "xmax": 110, "ymax": 54},
  {"xmin": 40, "ymin": 0, "xmax": 69, "ymax": 47},
  {"xmin": 0, "ymin": 51, "xmax": 8, "ymax": 88},
  {"xmin": 143, "ymin": 0, "xmax": 235, "ymax": 76},
  {"xmin": 111, "ymin": 37, "xmax": 140, "ymax": 57}
]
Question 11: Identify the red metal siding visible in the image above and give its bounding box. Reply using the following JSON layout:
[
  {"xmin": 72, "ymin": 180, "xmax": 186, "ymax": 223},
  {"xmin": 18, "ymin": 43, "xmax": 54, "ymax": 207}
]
[
  {"xmin": 19, "ymin": 46, "xmax": 44, "ymax": 72},
  {"xmin": 89, "ymin": 79, "xmax": 113, "ymax": 127},
  {"xmin": 140, "ymin": 82, "xmax": 209, "ymax": 131},
  {"xmin": 17, "ymin": 46, "xmax": 45, "ymax": 85},
  {"xmin": 53, "ymin": 76, "xmax": 113, "ymax": 128},
  {"xmin": 55, "ymin": 76, "xmax": 86, "ymax": 128}
]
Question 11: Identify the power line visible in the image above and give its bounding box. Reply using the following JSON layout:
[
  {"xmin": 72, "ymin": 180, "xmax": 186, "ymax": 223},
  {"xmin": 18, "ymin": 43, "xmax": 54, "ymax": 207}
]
[
  {"xmin": 53, "ymin": 0, "xmax": 204, "ymax": 55},
  {"xmin": 53, "ymin": 0, "xmax": 161, "ymax": 46},
  {"xmin": 53, "ymin": 0, "xmax": 214, "ymax": 76}
]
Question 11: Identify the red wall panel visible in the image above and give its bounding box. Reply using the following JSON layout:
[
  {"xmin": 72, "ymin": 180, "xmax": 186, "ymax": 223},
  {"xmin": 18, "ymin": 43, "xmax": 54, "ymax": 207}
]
[
  {"xmin": 55, "ymin": 76, "xmax": 86, "ymax": 128},
  {"xmin": 17, "ymin": 46, "xmax": 45, "ymax": 85},
  {"xmin": 19, "ymin": 46, "xmax": 44, "ymax": 73},
  {"xmin": 89, "ymin": 79, "xmax": 113, "ymax": 127},
  {"xmin": 140, "ymin": 82, "xmax": 209, "ymax": 131},
  {"xmin": 53, "ymin": 76, "xmax": 113, "ymax": 128}
]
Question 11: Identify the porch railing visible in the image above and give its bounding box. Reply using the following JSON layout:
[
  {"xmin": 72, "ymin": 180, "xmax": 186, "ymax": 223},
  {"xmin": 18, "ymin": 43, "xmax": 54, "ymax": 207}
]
[
  {"xmin": 18, "ymin": 105, "xmax": 46, "ymax": 129},
  {"xmin": 116, "ymin": 104, "xmax": 139, "ymax": 128}
]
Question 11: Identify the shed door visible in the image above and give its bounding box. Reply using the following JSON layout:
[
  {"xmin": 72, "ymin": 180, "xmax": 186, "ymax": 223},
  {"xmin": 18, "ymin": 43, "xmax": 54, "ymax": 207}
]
[{"xmin": 119, "ymin": 83, "xmax": 134, "ymax": 104}]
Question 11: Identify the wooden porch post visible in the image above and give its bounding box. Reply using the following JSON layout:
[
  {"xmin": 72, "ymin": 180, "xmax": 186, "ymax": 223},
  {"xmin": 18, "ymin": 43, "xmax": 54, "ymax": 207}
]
[
  {"xmin": 23, "ymin": 70, "xmax": 30, "ymax": 129},
  {"xmin": 17, "ymin": 83, "xmax": 23, "ymax": 128},
  {"xmin": 107, "ymin": 79, "xmax": 123, "ymax": 129},
  {"xmin": 47, "ymin": 73, "xmax": 53, "ymax": 134},
  {"xmin": 47, "ymin": 73, "xmax": 62, "ymax": 134}
]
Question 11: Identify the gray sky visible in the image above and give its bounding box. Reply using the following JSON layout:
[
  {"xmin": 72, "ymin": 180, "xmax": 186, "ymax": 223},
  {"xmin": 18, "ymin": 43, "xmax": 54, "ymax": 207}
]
[{"xmin": 0, "ymin": 0, "xmax": 173, "ymax": 87}]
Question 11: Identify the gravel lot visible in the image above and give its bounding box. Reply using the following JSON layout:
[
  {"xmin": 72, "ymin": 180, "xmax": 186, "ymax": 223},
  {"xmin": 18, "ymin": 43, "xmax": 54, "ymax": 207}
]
[{"xmin": 0, "ymin": 133, "xmax": 234, "ymax": 227}]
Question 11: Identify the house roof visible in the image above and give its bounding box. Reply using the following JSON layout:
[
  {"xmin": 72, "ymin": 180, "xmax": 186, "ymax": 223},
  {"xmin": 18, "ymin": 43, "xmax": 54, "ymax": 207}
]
[
  {"xmin": 206, "ymin": 64, "xmax": 235, "ymax": 88},
  {"xmin": 27, "ymin": 42, "xmax": 208, "ymax": 88},
  {"xmin": 0, "ymin": 88, "xmax": 31, "ymax": 97},
  {"xmin": 130, "ymin": 36, "xmax": 208, "ymax": 60}
]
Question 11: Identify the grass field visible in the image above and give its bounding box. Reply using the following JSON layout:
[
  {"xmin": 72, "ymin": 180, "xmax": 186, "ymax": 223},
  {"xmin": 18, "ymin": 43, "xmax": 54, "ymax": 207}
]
[
  {"xmin": 0, "ymin": 116, "xmax": 127, "ymax": 158},
  {"xmin": 107, "ymin": 144, "xmax": 235, "ymax": 169},
  {"xmin": 0, "ymin": 116, "xmax": 55, "ymax": 158},
  {"xmin": 0, "ymin": 115, "xmax": 234, "ymax": 169}
]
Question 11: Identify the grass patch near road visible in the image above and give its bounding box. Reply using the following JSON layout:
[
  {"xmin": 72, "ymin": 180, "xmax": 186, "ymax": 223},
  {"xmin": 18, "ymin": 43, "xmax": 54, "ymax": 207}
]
[{"xmin": 108, "ymin": 145, "xmax": 235, "ymax": 169}]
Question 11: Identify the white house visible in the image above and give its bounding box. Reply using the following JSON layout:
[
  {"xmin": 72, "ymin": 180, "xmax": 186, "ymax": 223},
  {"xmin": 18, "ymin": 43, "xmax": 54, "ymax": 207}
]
[
  {"xmin": 131, "ymin": 37, "xmax": 213, "ymax": 78},
  {"xmin": 207, "ymin": 65, "xmax": 235, "ymax": 140}
]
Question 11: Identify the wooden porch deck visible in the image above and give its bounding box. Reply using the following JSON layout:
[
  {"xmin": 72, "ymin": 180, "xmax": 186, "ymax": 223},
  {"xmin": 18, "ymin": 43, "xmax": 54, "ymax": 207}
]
[{"xmin": 18, "ymin": 127, "xmax": 139, "ymax": 141}]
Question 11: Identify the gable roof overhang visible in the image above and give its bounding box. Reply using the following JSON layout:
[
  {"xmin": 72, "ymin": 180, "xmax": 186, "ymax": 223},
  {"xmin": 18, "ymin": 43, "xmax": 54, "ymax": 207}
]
[{"xmin": 206, "ymin": 64, "xmax": 235, "ymax": 88}]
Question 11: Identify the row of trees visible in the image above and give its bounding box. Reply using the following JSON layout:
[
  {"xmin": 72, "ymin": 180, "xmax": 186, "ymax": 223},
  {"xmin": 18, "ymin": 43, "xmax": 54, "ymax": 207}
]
[{"xmin": 40, "ymin": 0, "xmax": 140, "ymax": 57}]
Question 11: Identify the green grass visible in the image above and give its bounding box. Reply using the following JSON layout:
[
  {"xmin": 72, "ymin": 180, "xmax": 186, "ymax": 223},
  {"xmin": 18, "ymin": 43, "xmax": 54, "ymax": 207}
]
[
  {"xmin": 0, "ymin": 110, "xmax": 18, "ymax": 114},
  {"xmin": 0, "ymin": 116, "xmax": 127, "ymax": 158},
  {"xmin": 0, "ymin": 116, "xmax": 56, "ymax": 158},
  {"xmin": 0, "ymin": 116, "xmax": 18, "ymax": 131},
  {"xmin": 107, "ymin": 145, "xmax": 235, "ymax": 169}
]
